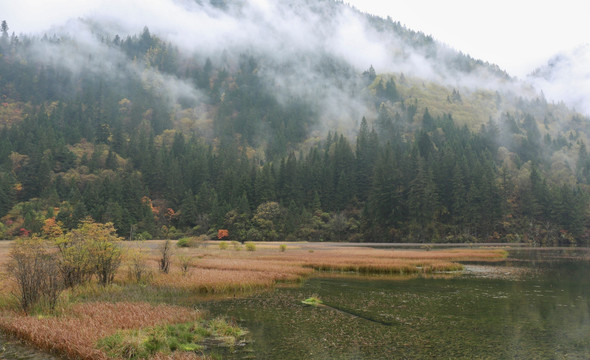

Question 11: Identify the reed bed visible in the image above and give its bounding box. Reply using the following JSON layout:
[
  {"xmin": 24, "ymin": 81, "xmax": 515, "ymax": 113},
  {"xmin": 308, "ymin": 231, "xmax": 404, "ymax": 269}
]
[
  {"xmin": 0, "ymin": 302, "xmax": 200, "ymax": 360},
  {"xmin": 150, "ymin": 268, "xmax": 296, "ymax": 293},
  {"xmin": 252, "ymin": 247, "xmax": 506, "ymax": 275},
  {"xmin": 194, "ymin": 258, "xmax": 312, "ymax": 277},
  {"xmin": 127, "ymin": 243, "xmax": 506, "ymax": 286}
]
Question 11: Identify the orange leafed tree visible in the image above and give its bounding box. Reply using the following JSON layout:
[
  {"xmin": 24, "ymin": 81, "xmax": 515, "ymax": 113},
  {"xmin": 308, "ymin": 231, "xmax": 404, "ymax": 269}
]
[
  {"xmin": 218, "ymin": 229, "xmax": 229, "ymax": 240},
  {"xmin": 42, "ymin": 217, "xmax": 63, "ymax": 239}
]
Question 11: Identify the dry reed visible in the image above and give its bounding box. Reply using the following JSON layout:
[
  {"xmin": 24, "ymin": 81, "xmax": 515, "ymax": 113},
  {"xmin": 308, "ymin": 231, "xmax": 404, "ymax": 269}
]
[{"xmin": 0, "ymin": 302, "xmax": 200, "ymax": 360}]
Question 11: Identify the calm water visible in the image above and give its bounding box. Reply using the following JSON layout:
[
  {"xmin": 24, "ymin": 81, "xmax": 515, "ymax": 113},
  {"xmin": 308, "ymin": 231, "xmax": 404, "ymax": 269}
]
[
  {"xmin": 0, "ymin": 334, "xmax": 60, "ymax": 360},
  {"xmin": 200, "ymin": 248, "xmax": 590, "ymax": 359},
  {"xmin": 2, "ymin": 248, "xmax": 589, "ymax": 359}
]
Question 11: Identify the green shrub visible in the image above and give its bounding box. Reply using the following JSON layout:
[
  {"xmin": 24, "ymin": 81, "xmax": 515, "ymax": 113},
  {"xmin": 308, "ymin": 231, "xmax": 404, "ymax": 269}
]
[
  {"xmin": 279, "ymin": 244, "xmax": 287, "ymax": 252},
  {"xmin": 176, "ymin": 238, "xmax": 192, "ymax": 248},
  {"xmin": 245, "ymin": 242, "xmax": 256, "ymax": 251},
  {"xmin": 136, "ymin": 231, "xmax": 152, "ymax": 240},
  {"xmin": 231, "ymin": 241, "xmax": 242, "ymax": 251},
  {"xmin": 219, "ymin": 241, "xmax": 228, "ymax": 250}
]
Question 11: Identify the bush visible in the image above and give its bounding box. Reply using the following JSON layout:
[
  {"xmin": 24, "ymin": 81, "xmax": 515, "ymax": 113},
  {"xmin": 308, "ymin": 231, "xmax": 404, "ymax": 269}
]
[
  {"xmin": 56, "ymin": 220, "xmax": 122, "ymax": 287},
  {"xmin": 176, "ymin": 237, "xmax": 193, "ymax": 248},
  {"xmin": 245, "ymin": 242, "xmax": 256, "ymax": 252},
  {"xmin": 279, "ymin": 244, "xmax": 287, "ymax": 252},
  {"xmin": 136, "ymin": 231, "xmax": 152, "ymax": 240},
  {"xmin": 219, "ymin": 241, "xmax": 228, "ymax": 250},
  {"xmin": 8, "ymin": 238, "xmax": 63, "ymax": 313},
  {"xmin": 127, "ymin": 248, "xmax": 151, "ymax": 284},
  {"xmin": 231, "ymin": 241, "xmax": 242, "ymax": 251},
  {"xmin": 177, "ymin": 255, "xmax": 193, "ymax": 276}
]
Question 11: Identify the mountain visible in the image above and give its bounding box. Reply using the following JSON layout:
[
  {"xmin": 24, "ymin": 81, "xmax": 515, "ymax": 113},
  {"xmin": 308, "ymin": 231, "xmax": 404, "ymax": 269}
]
[{"xmin": 0, "ymin": 0, "xmax": 589, "ymax": 245}]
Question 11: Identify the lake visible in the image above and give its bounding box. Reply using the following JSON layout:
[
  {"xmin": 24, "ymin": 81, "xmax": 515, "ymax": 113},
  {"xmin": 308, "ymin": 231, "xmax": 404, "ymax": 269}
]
[
  {"xmin": 1, "ymin": 247, "xmax": 589, "ymax": 359},
  {"xmin": 200, "ymin": 248, "xmax": 590, "ymax": 359}
]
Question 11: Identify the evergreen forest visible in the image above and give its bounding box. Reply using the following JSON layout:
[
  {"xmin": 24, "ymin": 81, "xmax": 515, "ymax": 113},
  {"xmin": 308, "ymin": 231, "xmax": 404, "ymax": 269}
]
[{"xmin": 1, "ymin": 1, "xmax": 589, "ymax": 245}]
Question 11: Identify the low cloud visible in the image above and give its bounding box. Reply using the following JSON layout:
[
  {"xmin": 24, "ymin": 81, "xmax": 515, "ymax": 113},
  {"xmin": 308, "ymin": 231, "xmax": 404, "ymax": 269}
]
[{"xmin": 527, "ymin": 44, "xmax": 590, "ymax": 116}]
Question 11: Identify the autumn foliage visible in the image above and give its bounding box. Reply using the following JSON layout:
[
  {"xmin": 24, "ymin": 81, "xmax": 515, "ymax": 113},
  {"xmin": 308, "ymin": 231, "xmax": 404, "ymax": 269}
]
[{"xmin": 217, "ymin": 229, "xmax": 229, "ymax": 240}]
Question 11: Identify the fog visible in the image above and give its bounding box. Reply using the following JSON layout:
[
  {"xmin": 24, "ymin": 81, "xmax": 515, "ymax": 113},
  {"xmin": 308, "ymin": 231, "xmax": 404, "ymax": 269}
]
[
  {"xmin": 3, "ymin": 0, "xmax": 585, "ymax": 138},
  {"xmin": 527, "ymin": 44, "xmax": 590, "ymax": 116}
]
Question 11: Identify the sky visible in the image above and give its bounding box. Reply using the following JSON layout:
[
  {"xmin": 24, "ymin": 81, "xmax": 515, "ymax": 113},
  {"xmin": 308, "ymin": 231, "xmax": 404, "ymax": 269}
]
[
  {"xmin": 1, "ymin": 0, "xmax": 588, "ymax": 78},
  {"xmin": 345, "ymin": 0, "xmax": 590, "ymax": 78}
]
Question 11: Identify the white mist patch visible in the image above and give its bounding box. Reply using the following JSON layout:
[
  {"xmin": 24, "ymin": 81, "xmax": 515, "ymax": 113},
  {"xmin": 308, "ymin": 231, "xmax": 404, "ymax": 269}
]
[
  {"xmin": 528, "ymin": 44, "xmax": 590, "ymax": 116},
  {"xmin": 2, "ymin": 0, "xmax": 534, "ymax": 136}
]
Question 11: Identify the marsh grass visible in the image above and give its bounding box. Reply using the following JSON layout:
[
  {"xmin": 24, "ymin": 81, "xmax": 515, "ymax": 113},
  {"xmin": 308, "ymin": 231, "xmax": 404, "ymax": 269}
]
[
  {"xmin": 98, "ymin": 317, "xmax": 246, "ymax": 359},
  {"xmin": 0, "ymin": 302, "xmax": 200, "ymax": 360}
]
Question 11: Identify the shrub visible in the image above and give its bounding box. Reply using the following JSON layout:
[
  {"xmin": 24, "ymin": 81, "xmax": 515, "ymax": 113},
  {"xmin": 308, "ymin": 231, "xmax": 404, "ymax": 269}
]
[
  {"xmin": 176, "ymin": 237, "xmax": 193, "ymax": 248},
  {"xmin": 195, "ymin": 234, "xmax": 209, "ymax": 247},
  {"xmin": 55, "ymin": 220, "xmax": 122, "ymax": 287},
  {"xmin": 279, "ymin": 244, "xmax": 287, "ymax": 252},
  {"xmin": 7, "ymin": 238, "xmax": 63, "ymax": 312},
  {"xmin": 231, "ymin": 241, "xmax": 242, "ymax": 251},
  {"xmin": 219, "ymin": 241, "xmax": 228, "ymax": 250},
  {"xmin": 177, "ymin": 255, "xmax": 193, "ymax": 276},
  {"xmin": 127, "ymin": 248, "xmax": 150, "ymax": 283},
  {"xmin": 136, "ymin": 231, "xmax": 152, "ymax": 240},
  {"xmin": 245, "ymin": 242, "xmax": 256, "ymax": 252}
]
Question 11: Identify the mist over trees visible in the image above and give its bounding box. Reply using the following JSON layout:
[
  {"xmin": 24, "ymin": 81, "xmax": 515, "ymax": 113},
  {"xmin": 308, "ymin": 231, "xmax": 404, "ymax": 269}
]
[{"xmin": 1, "ymin": 0, "xmax": 589, "ymax": 245}]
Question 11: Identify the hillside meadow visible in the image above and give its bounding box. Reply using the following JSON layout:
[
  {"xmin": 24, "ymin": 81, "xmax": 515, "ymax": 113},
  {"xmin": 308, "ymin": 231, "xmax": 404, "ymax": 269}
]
[{"xmin": 0, "ymin": 240, "xmax": 507, "ymax": 359}]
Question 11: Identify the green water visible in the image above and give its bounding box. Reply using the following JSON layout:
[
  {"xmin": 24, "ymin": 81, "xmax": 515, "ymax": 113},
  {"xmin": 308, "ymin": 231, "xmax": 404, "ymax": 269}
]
[{"xmin": 200, "ymin": 248, "xmax": 590, "ymax": 359}]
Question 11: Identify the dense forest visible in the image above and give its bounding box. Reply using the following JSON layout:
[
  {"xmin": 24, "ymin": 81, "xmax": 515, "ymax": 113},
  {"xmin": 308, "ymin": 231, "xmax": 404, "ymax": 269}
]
[{"xmin": 1, "ymin": 0, "xmax": 589, "ymax": 245}]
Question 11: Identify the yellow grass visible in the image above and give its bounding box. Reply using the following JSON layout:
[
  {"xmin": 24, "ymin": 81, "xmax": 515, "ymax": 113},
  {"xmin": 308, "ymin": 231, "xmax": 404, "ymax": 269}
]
[
  {"xmin": 0, "ymin": 241, "xmax": 507, "ymax": 299},
  {"xmin": 122, "ymin": 242, "xmax": 506, "ymax": 290}
]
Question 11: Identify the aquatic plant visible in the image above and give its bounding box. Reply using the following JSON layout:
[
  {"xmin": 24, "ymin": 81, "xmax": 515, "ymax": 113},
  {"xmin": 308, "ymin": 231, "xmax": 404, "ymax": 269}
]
[
  {"xmin": 302, "ymin": 296, "xmax": 323, "ymax": 306},
  {"xmin": 98, "ymin": 317, "xmax": 246, "ymax": 359}
]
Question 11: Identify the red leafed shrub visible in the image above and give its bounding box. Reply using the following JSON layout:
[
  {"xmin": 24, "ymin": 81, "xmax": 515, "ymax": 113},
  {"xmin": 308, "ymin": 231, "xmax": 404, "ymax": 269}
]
[{"xmin": 217, "ymin": 229, "xmax": 229, "ymax": 240}]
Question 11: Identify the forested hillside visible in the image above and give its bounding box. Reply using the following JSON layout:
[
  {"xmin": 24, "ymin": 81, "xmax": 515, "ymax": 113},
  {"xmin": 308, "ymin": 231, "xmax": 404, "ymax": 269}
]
[{"xmin": 1, "ymin": 0, "xmax": 589, "ymax": 245}]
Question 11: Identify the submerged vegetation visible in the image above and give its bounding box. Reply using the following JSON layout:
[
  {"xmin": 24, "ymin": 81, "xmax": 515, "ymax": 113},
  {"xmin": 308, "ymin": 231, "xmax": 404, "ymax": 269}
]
[{"xmin": 301, "ymin": 296, "xmax": 323, "ymax": 307}]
